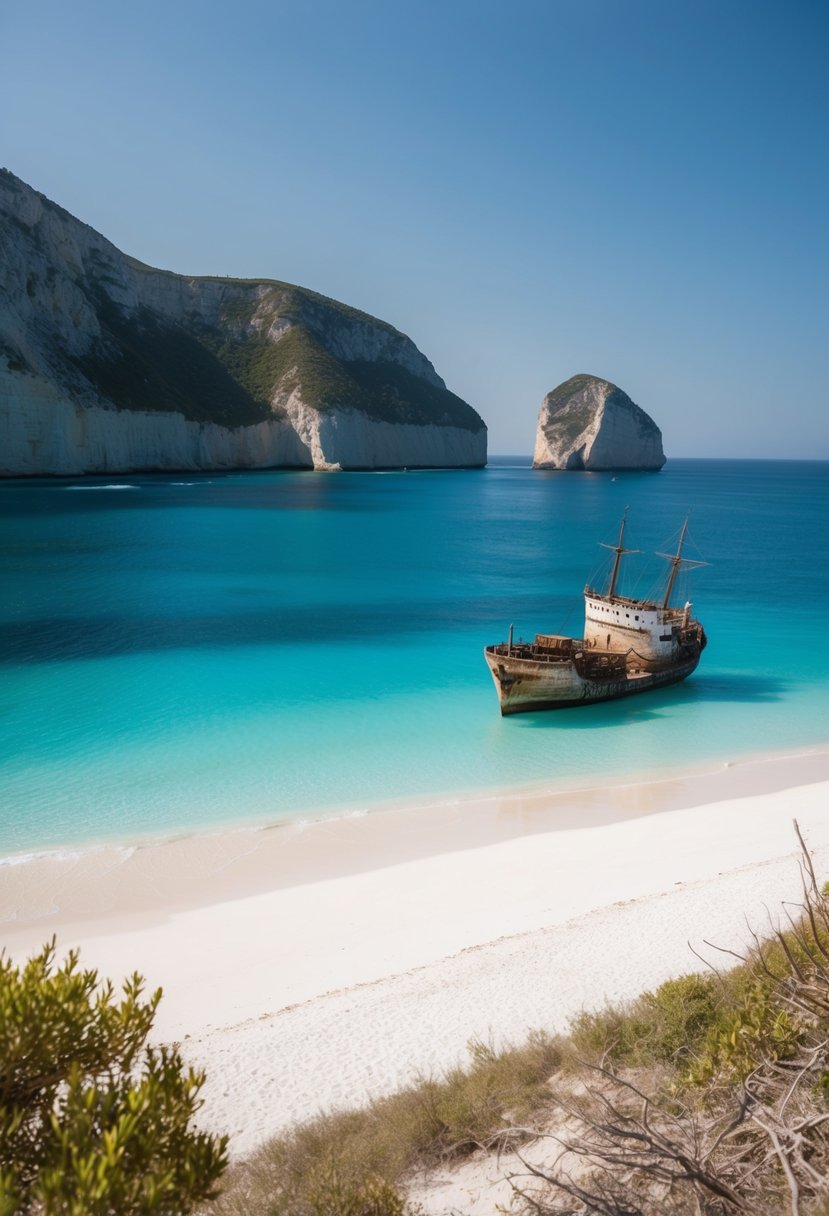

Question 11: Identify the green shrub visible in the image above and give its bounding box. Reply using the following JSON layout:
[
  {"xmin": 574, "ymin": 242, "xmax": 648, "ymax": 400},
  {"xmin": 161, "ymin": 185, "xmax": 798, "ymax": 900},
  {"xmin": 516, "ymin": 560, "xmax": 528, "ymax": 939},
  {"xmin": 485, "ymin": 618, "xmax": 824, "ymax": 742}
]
[
  {"xmin": 568, "ymin": 972, "xmax": 722, "ymax": 1067},
  {"xmin": 0, "ymin": 939, "xmax": 227, "ymax": 1215},
  {"xmin": 687, "ymin": 981, "xmax": 803, "ymax": 1085},
  {"xmin": 301, "ymin": 1165, "xmax": 409, "ymax": 1216},
  {"xmin": 568, "ymin": 940, "xmax": 815, "ymax": 1086}
]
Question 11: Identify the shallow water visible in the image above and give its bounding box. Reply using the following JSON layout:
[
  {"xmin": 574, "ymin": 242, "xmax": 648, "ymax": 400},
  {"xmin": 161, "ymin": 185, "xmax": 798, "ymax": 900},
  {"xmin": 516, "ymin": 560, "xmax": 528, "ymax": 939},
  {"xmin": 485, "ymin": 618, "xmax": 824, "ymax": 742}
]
[{"xmin": 1, "ymin": 458, "xmax": 826, "ymax": 854}]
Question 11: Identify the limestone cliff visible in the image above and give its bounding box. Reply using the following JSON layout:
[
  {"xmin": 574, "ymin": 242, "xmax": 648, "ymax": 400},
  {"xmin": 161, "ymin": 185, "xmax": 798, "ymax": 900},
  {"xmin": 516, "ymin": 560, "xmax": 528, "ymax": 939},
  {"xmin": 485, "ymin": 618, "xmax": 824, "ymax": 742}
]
[
  {"xmin": 532, "ymin": 374, "xmax": 665, "ymax": 471},
  {"xmin": 0, "ymin": 170, "xmax": 486, "ymax": 475}
]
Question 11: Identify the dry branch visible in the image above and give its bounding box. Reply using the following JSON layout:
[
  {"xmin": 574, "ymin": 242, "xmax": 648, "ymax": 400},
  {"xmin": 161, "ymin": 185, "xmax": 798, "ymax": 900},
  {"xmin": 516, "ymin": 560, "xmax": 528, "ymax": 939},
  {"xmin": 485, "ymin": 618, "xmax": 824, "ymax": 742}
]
[{"xmin": 507, "ymin": 823, "xmax": 829, "ymax": 1216}]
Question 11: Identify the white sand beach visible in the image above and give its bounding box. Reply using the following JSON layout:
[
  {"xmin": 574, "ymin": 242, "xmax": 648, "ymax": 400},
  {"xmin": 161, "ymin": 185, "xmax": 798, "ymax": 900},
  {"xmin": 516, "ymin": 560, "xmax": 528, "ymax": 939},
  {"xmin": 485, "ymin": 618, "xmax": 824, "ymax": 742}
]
[{"xmin": 2, "ymin": 747, "xmax": 828, "ymax": 1159}]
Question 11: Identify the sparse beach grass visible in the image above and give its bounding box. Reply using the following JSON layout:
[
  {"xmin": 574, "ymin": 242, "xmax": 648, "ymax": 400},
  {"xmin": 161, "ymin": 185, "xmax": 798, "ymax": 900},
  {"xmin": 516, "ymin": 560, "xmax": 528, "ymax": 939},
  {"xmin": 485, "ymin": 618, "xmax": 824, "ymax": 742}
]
[
  {"xmin": 205, "ymin": 844, "xmax": 829, "ymax": 1216},
  {"xmin": 206, "ymin": 1032, "xmax": 561, "ymax": 1215}
]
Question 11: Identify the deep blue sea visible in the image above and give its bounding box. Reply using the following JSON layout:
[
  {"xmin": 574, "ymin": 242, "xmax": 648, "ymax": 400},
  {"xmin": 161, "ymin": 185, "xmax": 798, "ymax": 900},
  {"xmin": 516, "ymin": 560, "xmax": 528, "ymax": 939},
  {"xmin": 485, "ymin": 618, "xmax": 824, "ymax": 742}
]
[{"xmin": 0, "ymin": 458, "xmax": 827, "ymax": 856}]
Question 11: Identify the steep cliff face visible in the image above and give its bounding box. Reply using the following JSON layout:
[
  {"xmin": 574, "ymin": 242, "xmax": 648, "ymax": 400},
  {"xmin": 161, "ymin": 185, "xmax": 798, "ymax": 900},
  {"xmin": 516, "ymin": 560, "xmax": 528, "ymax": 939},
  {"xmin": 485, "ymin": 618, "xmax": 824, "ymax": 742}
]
[
  {"xmin": 532, "ymin": 374, "xmax": 665, "ymax": 470},
  {"xmin": 0, "ymin": 170, "xmax": 486, "ymax": 474}
]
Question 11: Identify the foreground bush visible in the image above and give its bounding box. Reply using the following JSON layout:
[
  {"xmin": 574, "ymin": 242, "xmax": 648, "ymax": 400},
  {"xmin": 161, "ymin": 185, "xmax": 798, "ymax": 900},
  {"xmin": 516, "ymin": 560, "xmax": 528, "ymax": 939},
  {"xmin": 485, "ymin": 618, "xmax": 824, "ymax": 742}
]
[{"xmin": 0, "ymin": 939, "xmax": 228, "ymax": 1215}]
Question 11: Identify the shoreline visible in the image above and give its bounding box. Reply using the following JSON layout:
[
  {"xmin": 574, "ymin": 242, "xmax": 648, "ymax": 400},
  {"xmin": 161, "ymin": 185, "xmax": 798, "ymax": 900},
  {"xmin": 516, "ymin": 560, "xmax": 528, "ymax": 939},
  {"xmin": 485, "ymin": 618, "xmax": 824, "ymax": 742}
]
[
  {"xmin": 2, "ymin": 746, "xmax": 828, "ymax": 937},
  {"xmin": 1, "ymin": 737, "xmax": 827, "ymax": 870},
  {"xmin": 2, "ymin": 745, "xmax": 828, "ymax": 1156}
]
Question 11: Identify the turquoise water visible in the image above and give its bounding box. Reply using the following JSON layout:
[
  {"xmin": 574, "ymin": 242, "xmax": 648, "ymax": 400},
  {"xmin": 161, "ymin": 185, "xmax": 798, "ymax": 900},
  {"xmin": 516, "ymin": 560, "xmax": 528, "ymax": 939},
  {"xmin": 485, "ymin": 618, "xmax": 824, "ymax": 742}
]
[{"xmin": 1, "ymin": 459, "xmax": 827, "ymax": 855}]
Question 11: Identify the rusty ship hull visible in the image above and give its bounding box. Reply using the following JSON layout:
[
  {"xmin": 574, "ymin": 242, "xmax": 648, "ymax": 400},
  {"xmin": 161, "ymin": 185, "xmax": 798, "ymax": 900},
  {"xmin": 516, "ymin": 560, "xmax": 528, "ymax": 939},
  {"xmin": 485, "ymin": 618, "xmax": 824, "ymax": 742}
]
[{"xmin": 484, "ymin": 641, "xmax": 703, "ymax": 715}]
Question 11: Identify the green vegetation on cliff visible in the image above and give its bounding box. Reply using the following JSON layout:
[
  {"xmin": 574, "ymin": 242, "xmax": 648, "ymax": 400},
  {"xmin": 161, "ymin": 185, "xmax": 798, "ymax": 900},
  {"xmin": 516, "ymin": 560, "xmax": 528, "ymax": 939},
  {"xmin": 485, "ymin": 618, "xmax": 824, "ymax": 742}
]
[
  {"xmin": 75, "ymin": 295, "xmax": 483, "ymax": 433},
  {"xmin": 543, "ymin": 373, "xmax": 661, "ymax": 440},
  {"xmin": 73, "ymin": 302, "xmax": 276, "ymax": 427},
  {"xmin": 204, "ymin": 290, "xmax": 483, "ymax": 429},
  {"xmin": 543, "ymin": 373, "xmax": 602, "ymax": 410}
]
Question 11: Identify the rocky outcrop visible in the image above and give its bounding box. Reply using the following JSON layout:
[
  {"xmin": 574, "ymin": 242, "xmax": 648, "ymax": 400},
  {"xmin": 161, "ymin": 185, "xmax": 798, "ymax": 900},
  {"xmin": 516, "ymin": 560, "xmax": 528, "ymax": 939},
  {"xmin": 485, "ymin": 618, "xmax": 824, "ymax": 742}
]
[
  {"xmin": 532, "ymin": 375, "xmax": 665, "ymax": 471},
  {"xmin": 0, "ymin": 170, "xmax": 486, "ymax": 475}
]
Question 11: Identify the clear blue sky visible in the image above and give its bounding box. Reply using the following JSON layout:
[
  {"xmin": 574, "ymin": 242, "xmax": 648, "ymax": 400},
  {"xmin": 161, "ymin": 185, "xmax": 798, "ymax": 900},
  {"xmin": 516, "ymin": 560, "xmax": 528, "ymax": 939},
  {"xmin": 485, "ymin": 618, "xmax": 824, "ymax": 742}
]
[{"xmin": 3, "ymin": 0, "xmax": 827, "ymax": 457}]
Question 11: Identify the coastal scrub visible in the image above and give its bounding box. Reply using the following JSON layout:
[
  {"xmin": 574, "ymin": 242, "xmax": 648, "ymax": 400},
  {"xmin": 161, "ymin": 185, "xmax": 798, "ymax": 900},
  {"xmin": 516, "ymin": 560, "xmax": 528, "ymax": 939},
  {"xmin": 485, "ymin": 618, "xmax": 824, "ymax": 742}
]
[
  {"xmin": 208, "ymin": 832, "xmax": 829, "ymax": 1216},
  {"xmin": 0, "ymin": 939, "xmax": 228, "ymax": 1215}
]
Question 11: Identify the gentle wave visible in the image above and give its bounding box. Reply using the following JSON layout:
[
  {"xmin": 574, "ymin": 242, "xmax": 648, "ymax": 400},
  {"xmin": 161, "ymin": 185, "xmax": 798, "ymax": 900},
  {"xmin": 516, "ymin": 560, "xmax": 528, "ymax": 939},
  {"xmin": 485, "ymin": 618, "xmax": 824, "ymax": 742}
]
[
  {"xmin": 0, "ymin": 847, "xmax": 85, "ymax": 867},
  {"xmin": 0, "ymin": 842, "xmax": 137, "ymax": 868}
]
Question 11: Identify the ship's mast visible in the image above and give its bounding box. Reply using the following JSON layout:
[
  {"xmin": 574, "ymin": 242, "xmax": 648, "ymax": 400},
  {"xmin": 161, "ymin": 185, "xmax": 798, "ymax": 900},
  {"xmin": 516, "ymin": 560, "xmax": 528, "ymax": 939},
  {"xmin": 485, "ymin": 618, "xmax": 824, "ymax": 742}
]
[
  {"xmin": 600, "ymin": 510, "xmax": 639, "ymax": 599},
  {"xmin": 656, "ymin": 518, "xmax": 707, "ymax": 608},
  {"xmin": 661, "ymin": 518, "xmax": 688, "ymax": 608}
]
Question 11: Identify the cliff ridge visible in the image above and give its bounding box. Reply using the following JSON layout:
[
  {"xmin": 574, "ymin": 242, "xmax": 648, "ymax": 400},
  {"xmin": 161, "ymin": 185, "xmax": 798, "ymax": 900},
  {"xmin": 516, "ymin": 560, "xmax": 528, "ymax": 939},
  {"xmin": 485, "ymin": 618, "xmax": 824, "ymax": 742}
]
[{"xmin": 0, "ymin": 170, "xmax": 486, "ymax": 474}]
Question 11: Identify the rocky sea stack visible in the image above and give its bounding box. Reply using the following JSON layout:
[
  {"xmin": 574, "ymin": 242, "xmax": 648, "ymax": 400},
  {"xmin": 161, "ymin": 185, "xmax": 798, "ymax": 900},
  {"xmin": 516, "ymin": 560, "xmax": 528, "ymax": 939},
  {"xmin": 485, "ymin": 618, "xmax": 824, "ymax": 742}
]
[
  {"xmin": 0, "ymin": 170, "xmax": 486, "ymax": 475},
  {"xmin": 533, "ymin": 374, "xmax": 665, "ymax": 471}
]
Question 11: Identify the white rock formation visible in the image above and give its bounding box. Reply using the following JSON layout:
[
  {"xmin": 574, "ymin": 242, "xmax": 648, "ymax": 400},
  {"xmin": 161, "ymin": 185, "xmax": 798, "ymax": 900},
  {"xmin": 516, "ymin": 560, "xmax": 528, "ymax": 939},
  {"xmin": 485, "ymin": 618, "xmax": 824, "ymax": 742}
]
[
  {"xmin": 0, "ymin": 171, "xmax": 486, "ymax": 475},
  {"xmin": 532, "ymin": 374, "xmax": 665, "ymax": 470},
  {"xmin": 0, "ymin": 365, "xmax": 484, "ymax": 476}
]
